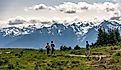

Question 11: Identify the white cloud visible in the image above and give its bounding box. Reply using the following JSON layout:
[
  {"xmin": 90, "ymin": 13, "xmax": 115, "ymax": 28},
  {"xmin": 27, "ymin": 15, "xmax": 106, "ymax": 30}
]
[
  {"xmin": 78, "ymin": 2, "xmax": 91, "ymax": 10},
  {"xmin": 48, "ymin": 6, "xmax": 56, "ymax": 10},
  {"xmin": 113, "ymin": 0, "xmax": 120, "ymax": 2},
  {"xmin": 55, "ymin": 2, "xmax": 77, "ymax": 13},
  {"xmin": 25, "ymin": 2, "xmax": 120, "ymax": 15},
  {"xmin": 0, "ymin": 21, "xmax": 8, "ymax": 28},
  {"xmin": 25, "ymin": 4, "xmax": 47, "ymax": 11},
  {"xmin": 0, "ymin": 1, "xmax": 120, "ymax": 27},
  {"xmin": 8, "ymin": 16, "xmax": 26, "ymax": 25},
  {"xmin": 61, "ymin": 2, "xmax": 118, "ymax": 13},
  {"xmin": 34, "ymin": 4, "xmax": 47, "ymax": 10},
  {"xmin": 113, "ymin": 0, "xmax": 121, "ymax": 12},
  {"xmin": 8, "ymin": 19, "xmax": 25, "ymax": 25}
]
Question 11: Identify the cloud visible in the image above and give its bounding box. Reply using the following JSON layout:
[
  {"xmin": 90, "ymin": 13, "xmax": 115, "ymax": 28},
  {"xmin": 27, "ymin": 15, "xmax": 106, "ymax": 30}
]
[
  {"xmin": 0, "ymin": 16, "xmax": 83, "ymax": 27},
  {"xmin": 25, "ymin": 4, "xmax": 47, "ymax": 11},
  {"xmin": 48, "ymin": 6, "xmax": 56, "ymax": 10},
  {"xmin": 34, "ymin": 4, "xmax": 47, "ymax": 10},
  {"xmin": 25, "ymin": 2, "xmax": 120, "ymax": 15},
  {"xmin": 8, "ymin": 17, "xmax": 26, "ymax": 25},
  {"xmin": 64, "ymin": 10, "xmax": 76, "ymax": 13},
  {"xmin": 78, "ymin": 2, "xmax": 91, "ymax": 10},
  {"xmin": 8, "ymin": 19, "xmax": 25, "ymax": 25},
  {"xmin": 113, "ymin": 0, "xmax": 121, "ymax": 11},
  {"xmin": 56, "ymin": 2, "xmax": 118, "ymax": 13},
  {"xmin": 55, "ymin": 2, "xmax": 77, "ymax": 13},
  {"xmin": 0, "ymin": 2, "xmax": 120, "ymax": 27},
  {"xmin": 110, "ymin": 16, "xmax": 121, "ymax": 20},
  {"xmin": 7, "ymin": 17, "xmax": 53, "ymax": 26},
  {"xmin": 0, "ymin": 15, "xmax": 120, "ymax": 29},
  {"xmin": 54, "ymin": 2, "xmax": 93, "ymax": 13},
  {"xmin": 113, "ymin": 0, "xmax": 120, "ymax": 2}
]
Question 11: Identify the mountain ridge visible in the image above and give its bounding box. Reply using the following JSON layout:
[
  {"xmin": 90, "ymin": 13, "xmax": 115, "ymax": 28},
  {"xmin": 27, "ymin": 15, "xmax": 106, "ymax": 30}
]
[{"xmin": 0, "ymin": 20, "xmax": 121, "ymax": 48}]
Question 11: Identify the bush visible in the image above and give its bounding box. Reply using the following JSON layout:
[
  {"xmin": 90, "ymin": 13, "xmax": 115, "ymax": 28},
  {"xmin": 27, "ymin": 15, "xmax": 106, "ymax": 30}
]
[
  {"xmin": 39, "ymin": 48, "xmax": 43, "ymax": 52},
  {"xmin": 8, "ymin": 64, "xmax": 14, "ymax": 69},
  {"xmin": 68, "ymin": 47, "xmax": 72, "ymax": 50},
  {"xmin": 74, "ymin": 45, "xmax": 81, "ymax": 50},
  {"xmin": 60, "ymin": 46, "xmax": 72, "ymax": 51},
  {"xmin": 0, "ymin": 58, "xmax": 8, "ymax": 65},
  {"xmin": 112, "ymin": 52, "xmax": 121, "ymax": 57}
]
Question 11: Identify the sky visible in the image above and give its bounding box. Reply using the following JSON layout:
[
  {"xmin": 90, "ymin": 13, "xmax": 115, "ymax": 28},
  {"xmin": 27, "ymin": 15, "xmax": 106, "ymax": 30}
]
[{"xmin": 0, "ymin": 0, "xmax": 121, "ymax": 26}]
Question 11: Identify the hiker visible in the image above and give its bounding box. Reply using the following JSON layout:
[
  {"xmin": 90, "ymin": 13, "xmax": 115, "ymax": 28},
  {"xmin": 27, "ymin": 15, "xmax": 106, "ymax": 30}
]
[
  {"xmin": 45, "ymin": 43, "xmax": 50, "ymax": 55},
  {"xmin": 85, "ymin": 41, "xmax": 90, "ymax": 59},
  {"xmin": 51, "ymin": 41, "xmax": 55, "ymax": 55}
]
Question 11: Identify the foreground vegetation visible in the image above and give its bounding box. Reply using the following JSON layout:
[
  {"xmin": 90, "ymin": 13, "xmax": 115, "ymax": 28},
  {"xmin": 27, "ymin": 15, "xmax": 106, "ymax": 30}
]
[{"xmin": 0, "ymin": 45, "xmax": 121, "ymax": 70}]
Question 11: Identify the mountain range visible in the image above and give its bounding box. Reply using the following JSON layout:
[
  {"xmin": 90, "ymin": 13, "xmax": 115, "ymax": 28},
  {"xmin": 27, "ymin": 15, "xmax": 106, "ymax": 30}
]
[{"xmin": 0, "ymin": 20, "xmax": 121, "ymax": 49}]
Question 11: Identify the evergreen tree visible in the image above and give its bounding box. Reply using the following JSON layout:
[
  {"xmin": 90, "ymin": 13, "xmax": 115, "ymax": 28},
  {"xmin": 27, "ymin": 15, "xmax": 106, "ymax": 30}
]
[
  {"xmin": 108, "ymin": 28, "xmax": 115, "ymax": 45},
  {"xmin": 108, "ymin": 28, "xmax": 118, "ymax": 45},
  {"xmin": 115, "ymin": 28, "xmax": 121, "ymax": 42},
  {"xmin": 94, "ymin": 27, "xmax": 121, "ymax": 46},
  {"xmin": 96, "ymin": 28, "xmax": 108, "ymax": 45},
  {"xmin": 96, "ymin": 28, "xmax": 102, "ymax": 45}
]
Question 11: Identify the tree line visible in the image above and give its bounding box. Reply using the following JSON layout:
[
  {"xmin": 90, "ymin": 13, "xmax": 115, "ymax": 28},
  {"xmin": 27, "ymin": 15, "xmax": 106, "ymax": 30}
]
[{"xmin": 92, "ymin": 27, "xmax": 121, "ymax": 47}]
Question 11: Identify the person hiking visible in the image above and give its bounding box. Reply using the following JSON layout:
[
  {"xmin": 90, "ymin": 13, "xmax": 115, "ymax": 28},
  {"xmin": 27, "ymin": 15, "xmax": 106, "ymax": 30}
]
[
  {"xmin": 85, "ymin": 41, "xmax": 90, "ymax": 59},
  {"xmin": 51, "ymin": 41, "xmax": 55, "ymax": 55},
  {"xmin": 45, "ymin": 43, "xmax": 50, "ymax": 55}
]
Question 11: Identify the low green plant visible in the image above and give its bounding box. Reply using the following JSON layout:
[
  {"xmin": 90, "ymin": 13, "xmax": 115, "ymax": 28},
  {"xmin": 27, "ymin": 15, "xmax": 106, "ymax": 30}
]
[{"xmin": 112, "ymin": 52, "xmax": 121, "ymax": 57}]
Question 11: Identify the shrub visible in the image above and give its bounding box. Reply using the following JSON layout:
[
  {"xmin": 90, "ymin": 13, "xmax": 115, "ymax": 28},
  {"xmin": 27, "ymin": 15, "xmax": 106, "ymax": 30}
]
[
  {"xmin": 112, "ymin": 52, "xmax": 121, "ymax": 57},
  {"xmin": 0, "ymin": 58, "xmax": 8, "ymax": 65},
  {"xmin": 74, "ymin": 45, "xmax": 81, "ymax": 50},
  {"xmin": 60, "ymin": 46, "xmax": 71, "ymax": 51},
  {"xmin": 68, "ymin": 47, "xmax": 72, "ymax": 50},
  {"xmin": 8, "ymin": 64, "xmax": 14, "ymax": 69},
  {"xmin": 39, "ymin": 48, "xmax": 43, "ymax": 52}
]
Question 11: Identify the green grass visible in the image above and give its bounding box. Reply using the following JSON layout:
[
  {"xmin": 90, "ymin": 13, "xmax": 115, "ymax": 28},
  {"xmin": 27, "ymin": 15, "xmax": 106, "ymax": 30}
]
[{"xmin": 0, "ymin": 46, "xmax": 121, "ymax": 70}]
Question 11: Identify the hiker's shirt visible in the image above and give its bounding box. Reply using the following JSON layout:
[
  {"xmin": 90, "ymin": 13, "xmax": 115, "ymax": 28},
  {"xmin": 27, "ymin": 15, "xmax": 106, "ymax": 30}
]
[
  {"xmin": 86, "ymin": 44, "xmax": 90, "ymax": 50},
  {"xmin": 46, "ymin": 45, "xmax": 51, "ymax": 50},
  {"xmin": 51, "ymin": 44, "xmax": 55, "ymax": 49}
]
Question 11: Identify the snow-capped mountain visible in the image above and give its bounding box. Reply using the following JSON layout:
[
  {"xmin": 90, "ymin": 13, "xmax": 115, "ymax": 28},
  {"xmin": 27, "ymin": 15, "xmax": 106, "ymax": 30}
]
[{"xmin": 0, "ymin": 20, "xmax": 121, "ymax": 48}]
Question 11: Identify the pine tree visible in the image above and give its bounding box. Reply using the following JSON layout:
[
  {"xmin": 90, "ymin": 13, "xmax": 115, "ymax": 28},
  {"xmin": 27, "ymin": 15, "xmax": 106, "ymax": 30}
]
[
  {"xmin": 108, "ymin": 28, "xmax": 119, "ymax": 45},
  {"xmin": 96, "ymin": 28, "xmax": 103, "ymax": 45},
  {"xmin": 115, "ymin": 28, "xmax": 121, "ymax": 42},
  {"xmin": 96, "ymin": 27, "xmax": 108, "ymax": 45},
  {"xmin": 103, "ymin": 28, "xmax": 108, "ymax": 44},
  {"xmin": 95, "ymin": 27, "xmax": 121, "ymax": 46}
]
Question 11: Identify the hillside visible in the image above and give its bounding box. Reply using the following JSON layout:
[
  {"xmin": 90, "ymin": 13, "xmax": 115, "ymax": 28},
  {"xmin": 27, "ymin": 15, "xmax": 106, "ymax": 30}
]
[{"xmin": 0, "ymin": 46, "xmax": 121, "ymax": 70}]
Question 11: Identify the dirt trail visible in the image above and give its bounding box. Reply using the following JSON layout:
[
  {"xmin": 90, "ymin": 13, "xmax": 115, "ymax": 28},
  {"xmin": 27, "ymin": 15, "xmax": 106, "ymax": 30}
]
[{"xmin": 68, "ymin": 54, "xmax": 111, "ymax": 58}]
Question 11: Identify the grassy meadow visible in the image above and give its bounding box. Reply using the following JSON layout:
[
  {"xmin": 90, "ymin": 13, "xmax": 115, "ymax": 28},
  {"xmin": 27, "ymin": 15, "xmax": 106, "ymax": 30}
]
[{"xmin": 0, "ymin": 46, "xmax": 121, "ymax": 70}]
